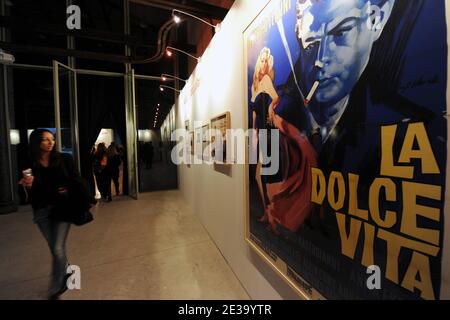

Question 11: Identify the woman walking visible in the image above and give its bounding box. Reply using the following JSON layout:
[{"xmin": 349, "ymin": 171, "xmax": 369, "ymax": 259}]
[{"xmin": 20, "ymin": 129, "xmax": 80, "ymax": 299}]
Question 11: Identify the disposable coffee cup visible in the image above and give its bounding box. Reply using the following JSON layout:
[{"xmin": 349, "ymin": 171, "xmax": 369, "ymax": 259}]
[{"xmin": 22, "ymin": 169, "xmax": 33, "ymax": 177}]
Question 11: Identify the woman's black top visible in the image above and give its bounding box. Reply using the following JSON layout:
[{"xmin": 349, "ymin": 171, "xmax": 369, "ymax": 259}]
[
  {"xmin": 30, "ymin": 153, "xmax": 78, "ymax": 210},
  {"xmin": 251, "ymin": 92, "xmax": 283, "ymax": 184},
  {"xmin": 251, "ymin": 92, "xmax": 273, "ymax": 130},
  {"xmin": 93, "ymin": 151, "xmax": 106, "ymax": 175}
]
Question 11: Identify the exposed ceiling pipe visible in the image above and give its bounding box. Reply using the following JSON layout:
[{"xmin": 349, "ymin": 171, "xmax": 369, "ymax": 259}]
[{"xmin": 131, "ymin": 19, "xmax": 175, "ymax": 64}]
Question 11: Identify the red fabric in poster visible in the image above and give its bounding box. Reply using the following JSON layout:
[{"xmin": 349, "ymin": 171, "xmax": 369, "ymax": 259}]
[{"xmin": 266, "ymin": 114, "xmax": 317, "ymax": 232}]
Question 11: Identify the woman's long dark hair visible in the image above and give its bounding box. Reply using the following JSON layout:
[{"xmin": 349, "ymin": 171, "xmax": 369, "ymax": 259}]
[
  {"xmin": 95, "ymin": 143, "xmax": 107, "ymax": 158},
  {"xmin": 29, "ymin": 129, "xmax": 61, "ymax": 168}
]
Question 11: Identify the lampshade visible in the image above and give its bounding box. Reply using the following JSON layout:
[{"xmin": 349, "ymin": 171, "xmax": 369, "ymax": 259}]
[{"xmin": 10, "ymin": 129, "xmax": 20, "ymax": 145}]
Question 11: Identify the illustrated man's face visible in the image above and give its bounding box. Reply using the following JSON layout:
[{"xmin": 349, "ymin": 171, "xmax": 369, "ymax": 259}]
[{"xmin": 297, "ymin": 0, "xmax": 393, "ymax": 107}]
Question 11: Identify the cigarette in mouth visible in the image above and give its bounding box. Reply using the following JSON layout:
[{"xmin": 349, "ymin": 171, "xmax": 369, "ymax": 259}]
[{"xmin": 305, "ymin": 80, "xmax": 319, "ymax": 106}]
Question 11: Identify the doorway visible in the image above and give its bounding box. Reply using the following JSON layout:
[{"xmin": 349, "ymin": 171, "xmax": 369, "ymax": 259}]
[{"xmin": 135, "ymin": 79, "xmax": 177, "ymax": 192}]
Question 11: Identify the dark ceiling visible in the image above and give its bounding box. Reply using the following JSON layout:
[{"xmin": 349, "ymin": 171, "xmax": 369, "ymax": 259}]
[{"xmin": 1, "ymin": 0, "xmax": 233, "ymax": 129}]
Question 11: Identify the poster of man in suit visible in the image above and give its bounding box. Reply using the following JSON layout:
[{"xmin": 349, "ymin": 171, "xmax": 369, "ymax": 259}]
[{"xmin": 245, "ymin": 0, "xmax": 448, "ymax": 299}]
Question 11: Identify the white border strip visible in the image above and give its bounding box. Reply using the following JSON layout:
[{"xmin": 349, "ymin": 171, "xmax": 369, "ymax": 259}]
[{"xmin": 441, "ymin": 0, "xmax": 450, "ymax": 300}]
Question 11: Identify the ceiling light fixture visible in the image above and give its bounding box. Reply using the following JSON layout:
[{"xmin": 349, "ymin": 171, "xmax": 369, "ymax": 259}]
[
  {"xmin": 166, "ymin": 46, "xmax": 200, "ymax": 61},
  {"xmin": 173, "ymin": 14, "xmax": 181, "ymax": 24},
  {"xmin": 161, "ymin": 73, "xmax": 187, "ymax": 83},
  {"xmin": 172, "ymin": 9, "xmax": 221, "ymax": 33},
  {"xmin": 159, "ymin": 85, "xmax": 181, "ymax": 93}
]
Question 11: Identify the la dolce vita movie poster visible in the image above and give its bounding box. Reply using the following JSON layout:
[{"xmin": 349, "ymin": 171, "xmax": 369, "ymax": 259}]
[{"xmin": 244, "ymin": 0, "xmax": 449, "ymax": 300}]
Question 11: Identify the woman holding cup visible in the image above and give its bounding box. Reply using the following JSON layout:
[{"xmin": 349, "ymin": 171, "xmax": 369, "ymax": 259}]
[{"xmin": 19, "ymin": 129, "xmax": 79, "ymax": 299}]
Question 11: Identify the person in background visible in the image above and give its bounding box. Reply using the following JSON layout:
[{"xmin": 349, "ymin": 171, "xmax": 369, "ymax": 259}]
[
  {"xmin": 143, "ymin": 141, "xmax": 154, "ymax": 169},
  {"xmin": 116, "ymin": 144, "xmax": 125, "ymax": 163},
  {"xmin": 148, "ymin": 141, "xmax": 154, "ymax": 169},
  {"xmin": 158, "ymin": 141, "xmax": 163, "ymax": 162},
  {"xmin": 93, "ymin": 143, "xmax": 111, "ymax": 202},
  {"xmin": 88, "ymin": 145, "xmax": 98, "ymax": 202},
  {"xmin": 19, "ymin": 129, "xmax": 76, "ymax": 299},
  {"xmin": 107, "ymin": 143, "xmax": 122, "ymax": 196}
]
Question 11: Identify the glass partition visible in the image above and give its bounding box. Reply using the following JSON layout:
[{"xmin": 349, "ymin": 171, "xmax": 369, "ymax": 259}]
[{"xmin": 53, "ymin": 61, "xmax": 79, "ymax": 170}]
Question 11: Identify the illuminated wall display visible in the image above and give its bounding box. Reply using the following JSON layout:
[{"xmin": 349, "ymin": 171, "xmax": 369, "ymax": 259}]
[
  {"xmin": 138, "ymin": 129, "xmax": 152, "ymax": 142},
  {"xmin": 10, "ymin": 130, "xmax": 20, "ymax": 145},
  {"xmin": 244, "ymin": 0, "xmax": 448, "ymax": 300},
  {"xmin": 95, "ymin": 128, "xmax": 114, "ymax": 146}
]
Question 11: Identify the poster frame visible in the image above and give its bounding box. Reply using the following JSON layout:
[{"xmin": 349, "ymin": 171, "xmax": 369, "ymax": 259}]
[{"xmin": 210, "ymin": 111, "xmax": 231, "ymax": 165}]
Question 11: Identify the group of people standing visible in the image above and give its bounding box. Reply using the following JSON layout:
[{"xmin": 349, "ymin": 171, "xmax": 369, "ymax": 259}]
[{"xmin": 91, "ymin": 142, "xmax": 123, "ymax": 202}]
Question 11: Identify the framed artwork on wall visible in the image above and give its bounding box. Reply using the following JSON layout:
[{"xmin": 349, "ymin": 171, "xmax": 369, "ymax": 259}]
[
  {"xmin": 185, "ymin": 120, "xmax": 191, "ymax": 167},
  {"xmin": 201, "ymin": 124, "xmax": 210, "ymax": 162},
  {"xmin": 244, "ymin": 0, "xmax": 449, "ymax": 300},
  {"xmin": 194, "ymin": 126, "xmax": 203, "ymax": 161},
  {"xmin": 190, "ymin": 131, "xmax": 194, "ymax": 156},
  {"xmin": 210, "ymin": 111, "xmax": 231, "ymax": 165}
]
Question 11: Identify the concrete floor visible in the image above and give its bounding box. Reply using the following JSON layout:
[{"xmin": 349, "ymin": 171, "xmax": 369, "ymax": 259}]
[
  {"xmin": 0, "ymin": 191, "xmax": 250, "ymax": 300},
  {"xmin": 138, "ymin": 160, "xmax": 178, "ymax": 192}
]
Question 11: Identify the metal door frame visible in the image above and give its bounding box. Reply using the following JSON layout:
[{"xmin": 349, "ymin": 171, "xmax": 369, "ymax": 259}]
[{"xmin": 52, "ymin": 60, "xmax": 80, "ymax": 171}]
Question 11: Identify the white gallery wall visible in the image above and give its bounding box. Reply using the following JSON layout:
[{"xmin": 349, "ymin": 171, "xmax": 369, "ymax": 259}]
[
  {"xmin": 174, "ymin": 0, "xmax": 299, "ymax": 299},
  {"xmin": 167, "ymin": 0, "xmax": 450, "ymax": 300}
]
